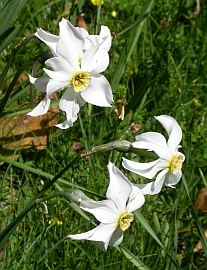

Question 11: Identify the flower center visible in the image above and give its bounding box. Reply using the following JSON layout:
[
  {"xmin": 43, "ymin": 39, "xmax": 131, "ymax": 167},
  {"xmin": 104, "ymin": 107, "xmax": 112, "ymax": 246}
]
[
  {"xmin": 117, "ymin": 212, "xmax": 134, "ymax": 232},
  {"xmin": 170, "ymin": 154, "xmax": 184, "ymax": 174},
  {"xmin": 71, "ymin": 71, "xmax": 91, "ymax": 92}
]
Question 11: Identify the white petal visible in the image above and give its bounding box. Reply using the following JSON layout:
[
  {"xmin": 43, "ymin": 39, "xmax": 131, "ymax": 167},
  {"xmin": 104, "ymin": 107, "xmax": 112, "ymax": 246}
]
[
  {"xmin": 136, "ymin": 168, "xmax": 168, "ymax": 195},
  {"xmin": 81, "ymin": 46, "xmax": 109, "ymax": 73},
  {"xmin": 57, "ymin": 18, "xmax": 84, "ymax": 69},
  {"xmin": 152, "ymin": 168, "xmax": 169, "ymax": 194},
  {"xmin": 46, "ymin": 79, "xmax": 68, "ymax": 96},
  {"xmin": 135, "ymin": 182, "xmax": 155, "ymax": 195},
  {"xmin": 164, "ymin": 170, "xmax": 182, "ymax": 187},
  {"xmin": 56, "ymin": 88, "xmax": 79, "ymax": 129},
  {"xmin": 45, "ymin": 56, "xmax": 74, "ymax": 76},
  {"xmin": 55, "ymin": 120, "xmax": 73, "ymax": 130},
  {"xmin": 80, "ymin": 199, "xmax": 119, "ymax": 223},
  {"xmin": 99, "ymin": 26, "xmax": 112, "ymax": 52},
  {"xmin": 27, "ymin": 96, "xmax": 50, "ymax": 116},
  {"xmin": 133, "ymin": 132, "xmax": 172, "ymax": 160},
  {"xmin": 35, "ymin": 29, "xmax": 58, "ymax": 56},
  {"xmin": 155, "ymin": 115, "xmax": 182, "ymax": 153},
  {"xmin": 76, "ymin": 93, "xmax": 86, "ymax": 106},
  {"xmin": 68, "ymin": 223, "xmax": 116, "ymax": 251},
  {"xmin": 108, "ymin": 228, "xmax": 123, "ymax": 247},
  {"xmin": 122, "ymin": 157, "xmax": 167, "ymax": 179},
  {"xmin": 106, "ymin": 163, "xmax": 133, "ymax": 212},
  {"xmin": 127, "ymin": 185, "xmax": 145, "ymax": 213},
  {"xmin": 86, "ymin": 35, "xmax": 101, "ymax": 47},
  {"xmin": 76, "ymin": 27, "xmax": 89, "ymax": 38},
  {"xmin": 83, "ymin": 39, "xmax": 92, "ymax": 51},
  {"xmin": 43, "ymin": 68, "xmax": 70, "ymax": 82},
  {"xmin": 80, "ymin": 74, "xmax": 113, "ymax": 107},
  {"xmin": 29, "ymin": 75, "xmax": 49, "ymax": 92},
  {"xmin": 86, "ymin": 26, "xmax": 111, "ymax": 52},
  {"xmin": 68, "ymin": 226, "xmax": 97, "ymax": 240},
  {"xmin": 87, "ymin": 223, "xmax": 116, "ymax": 244}
]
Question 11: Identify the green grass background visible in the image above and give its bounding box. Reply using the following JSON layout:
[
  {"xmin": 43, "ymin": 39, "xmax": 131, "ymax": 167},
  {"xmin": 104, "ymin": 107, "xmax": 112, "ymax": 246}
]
[{"xmin": 1, "ymin": 0, "xmax": 207, "ymax": 269}]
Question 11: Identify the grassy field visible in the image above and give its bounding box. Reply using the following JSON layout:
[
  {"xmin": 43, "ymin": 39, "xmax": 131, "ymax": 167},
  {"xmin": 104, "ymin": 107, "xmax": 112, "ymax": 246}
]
[{"xmin": 1, "ymin": 0, "xmax": 207, "ymax": 269}]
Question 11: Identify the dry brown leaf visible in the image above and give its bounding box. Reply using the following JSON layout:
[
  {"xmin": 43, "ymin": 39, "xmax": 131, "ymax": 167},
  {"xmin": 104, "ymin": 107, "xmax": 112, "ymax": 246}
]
[
  {"xmin": 76, "ymin": 14, "xmax": 88, "ymax": 31},
  {"xmin": 71, "ymin": 142, "xmax": 82, "ymax": 151},
  {"xmin": 0, "ymin": 93, "xmax": 59, "ymax": 158},
  {"xmin": 193, "ymin": 188, "xmax": 207, "ymax": 214},
  {"xmin": 193, "ymin": 230, "xmax": 207, "ymax": 252}
]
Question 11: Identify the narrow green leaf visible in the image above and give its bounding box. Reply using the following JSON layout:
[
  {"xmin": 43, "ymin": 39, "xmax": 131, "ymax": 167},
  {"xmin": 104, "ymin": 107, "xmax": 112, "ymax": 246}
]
[
  {"xmin": 0, "ymin": 25, "xmax": 21, "ymax": 53},
  {"xmin": 134, "ymin": 210, "xmax": 181, "ymax": 270},
  {"xmin": 117, "ymin": 245, "xmax": 150, "ymax": 269},
  {"xmin": 0, "ymin": 0, "xmax": 29, "ymax": 35}
]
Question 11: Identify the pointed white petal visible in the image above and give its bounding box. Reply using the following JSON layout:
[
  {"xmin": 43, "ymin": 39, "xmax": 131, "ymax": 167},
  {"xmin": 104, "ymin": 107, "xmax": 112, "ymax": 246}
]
[
  {"xmin": 108, "ymin": 228, "xmax": 123, "ymax": 247},
  {"xmin": 164, "ymin": 170, "xmax": 182, "ymax": 187},
  {"xmin": 45, "ymin": 56, "xmax": 74, "ymax": 75},
  {"xmin": 80, "ymin": 74, "xmax": 113, "ymax": 107},
  {"xmin": 86, "ymin": 26, "xmax": 111, "ymax": 52},
  {"xmin": 155, "ymin": 115, "xmax": 182, "ymax": 153},
  {"xmin": 55, "ymin": 120, "xmax": 73, "ymax": 129},
  {"xmin": 87, "ymin": 223, "xmax": 116, "ymax": 243},
  {"xmin": 76, "ymin": 27, "xmax": 89, "ymax": 38},
  {"xmin": 91, "ymin": 240, "xmax": 108, "ymax": 251},
  {"xmin": 106, "ymin": 163, "xmax": 132, "ymax": 212},
  {"xmin": 127, "ymin": 185, "xmax": 145, "ymax": 213},
  {"xmin": 81, "ymin": 46, "xmax": 109, "ymax": 73},
  {"xmin": 56, "ymin": 88, "xmax": 79, "ymax": 129},
  {"xmin": 57, "ymin": 18, "xmax": 84, "ymax": 69},
  {"xmin": 46, "ymin": 79, "xmax": 68, "ymax": 96},
  {"xmin": 133, "ymin": 132, "xmax": 172, "ymax": 160},
  {"xmin": 86, "ymin": 35, "xmax": 101, "ymax": 47},
  {"xmin": 136, "ymin": 168, "xmax": 168, "ymax": 195},
  {"xmin": 99, "ymin": 26, "xmax": 112, "ymax": 52},
  {"xmin": 122, "ymin": 157, "xmax": 167, "ymax": 179},
  {"xmin": 151, "ymin": 168, "xmax": 169, "ymax": 194},
  {"xmin": 68, "ymin": 223, "xmax": 116, "ymax": 252},
  {"xmin": 29, "ymin": 75, "xmax": 49, "ymax": 92},
  {"xmin": 43, "ymin": 68, "xmax": 70, "ymax": 82},
  {"xmin": 35, "ymin": 29, "xmax": 58, "ymax": 56},
  {"xmin": 27, "ymin": 96, "xmax": 50, "ymax": 116},
  {"xmin": 135, "ymin": 182, "xmax": 155, "ymax": 195},
  {"xmin": 80, "ymin": 199, "xmax": 119, "ymax": 223},
  {"xmin": 68, "ymin": 226, "xmax": 97, "ymax": 240},
  {"xmin": 76, "ymin": 93, "xmax": 86, "ymax": 106}
]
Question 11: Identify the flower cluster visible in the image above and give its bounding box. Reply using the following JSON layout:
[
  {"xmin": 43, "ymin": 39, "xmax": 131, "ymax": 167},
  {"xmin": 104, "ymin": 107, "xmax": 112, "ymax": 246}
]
[
  {"xmin": 68, "ymin": 115, "xmax": 185, "ymax": 250},
  {"xmin": 29, "ymin": 20, "xmax": 185, "ymax": 252},
  {"xmin": 28, "ymin": 18, "xmax": 113, "ymax": 129}
]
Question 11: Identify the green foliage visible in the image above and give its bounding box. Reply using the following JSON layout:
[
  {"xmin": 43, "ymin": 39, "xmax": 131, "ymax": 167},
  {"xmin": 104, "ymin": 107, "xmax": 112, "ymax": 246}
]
[{"xmin": 1, "ymin": 0, "xmax": 207, "ymax": 269}]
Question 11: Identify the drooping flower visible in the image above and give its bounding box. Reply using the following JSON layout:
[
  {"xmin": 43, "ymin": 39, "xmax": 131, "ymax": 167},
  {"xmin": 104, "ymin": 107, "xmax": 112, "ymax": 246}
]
[
  {"xmin": 122, "ymin": 115, "xmax": 185, "ymax": 195},
  {"xmin": 28, "ymin": 19, "xmax": 113, "ymax": 129},
  {"xmin": 68, "ymin": 162, "xmax": 145, "ymax": 251}
]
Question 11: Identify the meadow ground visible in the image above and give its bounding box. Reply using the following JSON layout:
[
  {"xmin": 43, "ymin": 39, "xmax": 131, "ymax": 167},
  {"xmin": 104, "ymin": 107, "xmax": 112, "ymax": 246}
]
[{"xmin": 1, "ymin": 0, "xmax": 207, "ymax": 269}]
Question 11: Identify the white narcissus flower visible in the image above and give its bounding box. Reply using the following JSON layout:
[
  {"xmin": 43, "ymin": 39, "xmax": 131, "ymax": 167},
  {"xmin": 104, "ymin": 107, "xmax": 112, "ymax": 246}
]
[
  {"xmin": 122, "ymin": 115, "xmax": 185, "ymax": 195},
  {"xmin": 68, "ymin": 162, "xmax": 145, "ymax": 251},
  {"xmin": 35, "ymin": 18, "xmax": 111, "ymax": 55},
  {"xmin": 28, "ymin": 18, "xmax": 113, "ymax": 129}
]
